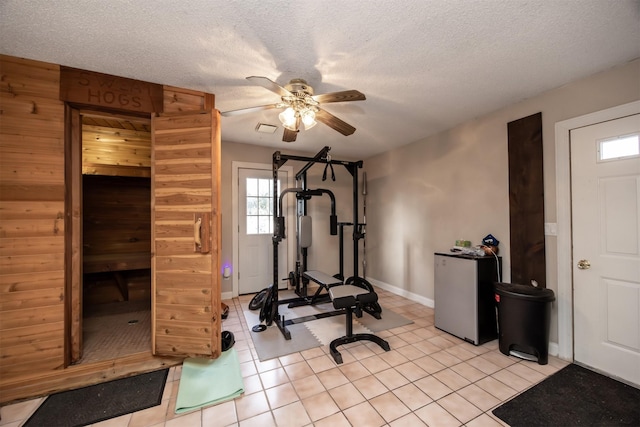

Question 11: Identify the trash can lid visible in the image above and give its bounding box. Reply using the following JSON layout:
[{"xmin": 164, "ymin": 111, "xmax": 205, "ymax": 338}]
[{"xmin": 494, "ymin": 282, "xmax": 556, "ymax": 302}]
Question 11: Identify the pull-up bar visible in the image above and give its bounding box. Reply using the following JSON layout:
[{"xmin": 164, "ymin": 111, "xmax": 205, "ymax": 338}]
[{"xmin": 273, "ymin": 146, "xmax": 363, "ymax": 181}]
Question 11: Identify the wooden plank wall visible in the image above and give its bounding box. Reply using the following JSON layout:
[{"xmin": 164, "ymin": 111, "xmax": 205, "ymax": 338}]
[
  {"xmin": 153, "ymin": 111, "xmax": 220, "ymax": 358},
  {"xmin": 83, "ymin": 175, "xmax": 151, "ymax": 257},
  {"xmin": 82, "ymin": 122, "xmax": 151, "ymax": 177},
  {"xmin": 0, "ymin": 56, "xmax": 67, "ymax": 383},
  {"xmin": 155, "ymin": 87, "xmax": 220, "ymax": 358},
  {"xmin": 163, "ymin": 85, "xmax": 214, "ymax": 113}
]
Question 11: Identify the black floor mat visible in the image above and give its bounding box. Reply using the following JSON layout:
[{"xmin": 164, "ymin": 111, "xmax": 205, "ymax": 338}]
[
  {"xmin": 24, "ymin": 369, "xmax": 168, "ymax": 427},
  {"xmin": 493, "ymin": 364, "xmax": 639, "ymax": 426}
]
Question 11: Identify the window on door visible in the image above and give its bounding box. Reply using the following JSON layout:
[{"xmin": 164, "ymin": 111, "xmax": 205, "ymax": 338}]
[
  {"xmin": 245, "ymin": 178, "xmax": 279, "ymax": 234},
  {"xmin": 598, "ymin": 133, "xmax": 639, "ymax": 161}
]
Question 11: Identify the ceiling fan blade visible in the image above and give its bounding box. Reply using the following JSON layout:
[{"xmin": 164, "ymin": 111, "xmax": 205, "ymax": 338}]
[
  {"xmin": 246, "ymin": 76, "xmax": 293, "ymax": 97},
  {"xmin": 312, "ymin": 90, "xmax": 366, "ymax": 104},
  {"xmin": 221, "ymin": 103, "xmax": 280, "ymax": 117},
  {"xmin": 315, "ymin": 108, "xmax": 356, "ymax": 136},
  {"xmin": 283, "ymin": 128, "xmax": 298, "ymax": 142}
]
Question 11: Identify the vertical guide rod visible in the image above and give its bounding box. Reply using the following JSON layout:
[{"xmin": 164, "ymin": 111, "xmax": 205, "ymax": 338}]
[{"xmin": 272, "ymin": 151, "xmax": 290, "ymax": 339}]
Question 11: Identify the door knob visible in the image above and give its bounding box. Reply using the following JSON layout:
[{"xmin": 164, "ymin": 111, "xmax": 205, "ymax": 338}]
[{"xmin": 577, "ymin": 259, "xmax": 591, "ymax": 270}]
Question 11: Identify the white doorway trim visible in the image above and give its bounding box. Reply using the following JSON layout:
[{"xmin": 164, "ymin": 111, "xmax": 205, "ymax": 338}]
[
  {"xmin": 231, "ymin": 161, "xmax": 295, "ymax": 297},
  {"xmin": 554, "ymin": 100, "xmax": 640, "ymax": 360}
]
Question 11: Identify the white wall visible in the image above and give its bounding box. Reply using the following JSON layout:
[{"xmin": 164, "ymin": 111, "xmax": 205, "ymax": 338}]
[{"xmin": 363, "ymin": 58, "xmax": 640, "ymax": 343}]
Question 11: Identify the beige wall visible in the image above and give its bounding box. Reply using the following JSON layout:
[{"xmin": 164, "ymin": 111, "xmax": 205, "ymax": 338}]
[
  {"xmin": 363, "ymin": 58, "xmax": 640, "ymax": 344},
  {"xmin": 220, "ymin": 142, "xmax": 365, "ymax": 295}
]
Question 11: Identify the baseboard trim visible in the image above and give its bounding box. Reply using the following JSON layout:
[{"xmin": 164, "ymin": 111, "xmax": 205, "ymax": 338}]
[
  {"xmin": 366, "ymin": 277, "xmax": 434, "ymax": 308},
  {"xmin": 367, "ymin": 276, "xmax": 561, "ymax": 357}
]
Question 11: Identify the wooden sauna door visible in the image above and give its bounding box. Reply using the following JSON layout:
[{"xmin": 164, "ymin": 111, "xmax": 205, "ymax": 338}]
[{"xmin": 151, "ymin": 110, "xmax": 221, "ymax": 358}]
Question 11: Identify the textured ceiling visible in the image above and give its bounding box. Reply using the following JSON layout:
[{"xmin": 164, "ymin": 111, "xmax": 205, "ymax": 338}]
[{"xmin": 1, "ymin": 0, "xmax": 639, "ymax": 158}]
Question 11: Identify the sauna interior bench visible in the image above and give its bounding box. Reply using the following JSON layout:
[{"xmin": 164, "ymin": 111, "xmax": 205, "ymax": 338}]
[{"xmin": 83, "ymin": 252, "xmax": 151, "ymax": 301}]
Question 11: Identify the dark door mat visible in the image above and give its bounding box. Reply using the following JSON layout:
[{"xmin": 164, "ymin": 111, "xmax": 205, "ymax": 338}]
[
  {"xmin": 492, "ymin": 363, "xmax": 639, "ymax": 426},
  {"xmin": 24, "ymin": 368, "xmax": 169, "ymax": 427}
]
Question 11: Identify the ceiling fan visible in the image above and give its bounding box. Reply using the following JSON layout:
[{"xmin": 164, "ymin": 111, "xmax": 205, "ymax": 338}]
[{"xmin": 221, "ymin": 76, "xmax": 366, "ymax": 142}]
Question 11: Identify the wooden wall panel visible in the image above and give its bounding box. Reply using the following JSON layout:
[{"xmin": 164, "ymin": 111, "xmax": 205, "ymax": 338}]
[
  {"xmin": 0, "ymin": 253, "xmax": 64, "ymax": 275},
  {"xmin": 1, "ymin": 95, "xmax": 65, "ymax": 124},
  {"xmin": 163, "ymin": 86, "xmax": 215, "ymax": 113},
  {"xmin": 155, "ymin": 319, "xmax": 211, "ymax": 338},
  {"xmin": 0, "ymin": 56, "xmax": 61, "ymax": 99},
  {"xmin": 152, "ymin": 110, "xmax": 220, "ymax": 359},
  {"xmin": 82, "ymin": 123, "xmax": 151, "ymax": 177},
  {"xmin": 0, "ymin": 55, "xmax": 219, "ymax": 404},
  {"xmin": 508, "ymin": 112, "xmax": 546, "ymax": 287},
  {"xmin": 82, "ymin": 175, "xmax": 151, "ymax": 257},
  {"xmin": 0, "ymin": 135, "xmax": 64, "ymax": 159},
  {"xmin": 0, "ymin": 271, "xmax": 65, "ymax": 293},
  {"xmin": 0, "ymin": 322, "xmax": 63, "ymax": 348},
  {"xmin": 155, "ymin": 272, "xmax": 212, "ymax": 288},
  {"xmin": 155, "ymin": 87, "xmax": 218, "ymax": 364},
  {"xmin": 154, "ymin": 335, "xmax": 212, "ymax": 356},
  {"xmin": 0, "ymin": 288, "xmax": 65, "ymax": 311},
  {"xmin": 0, "ymin": 200, "xmax": 65, "ymax": 221},
  {"xmin": 0, "ymin": 55, "xmax": 66, "ymax": 385}
]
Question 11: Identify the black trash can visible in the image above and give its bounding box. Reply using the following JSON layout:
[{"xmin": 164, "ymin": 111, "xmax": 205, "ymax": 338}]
[{"xmin": 494, "ymin": 282, "xmax": 555, "ymax": 365}]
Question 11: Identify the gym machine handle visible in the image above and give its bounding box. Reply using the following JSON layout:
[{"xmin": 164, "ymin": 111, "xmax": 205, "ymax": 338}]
[
  {"xmin": 275, "ymin": 216, "xmax": 286, "ymax": 239},
  {"xmin": 315, "ymin": 189, "xmax": 337, "ymax": 235},
  {"xmin": 278, "ymin": 187, "xmax": 338, "ymax": 237},
  {"xmin": 330, "ymin": 215, "xmax": 338, "ymax": 236},
  {"xmin": 276, "ymin": 188, "xmax": 304, "ymax": 239}
]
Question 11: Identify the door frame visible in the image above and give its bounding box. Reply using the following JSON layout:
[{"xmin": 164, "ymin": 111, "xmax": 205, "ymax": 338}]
[
  {"xmin": 231, "ymin": 162, "xmax": 295, "ymax": 297},
  {"xmin": 66, "ymin": 106, "xmax": 153, "ymax": 365},
  {"xmin": 554, "ymin": 100, "xmax": 640, "ymax": 360}
]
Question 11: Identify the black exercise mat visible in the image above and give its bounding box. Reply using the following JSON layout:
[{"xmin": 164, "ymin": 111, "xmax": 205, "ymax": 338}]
[
  {"xmin": 492, "ymin": 364, "xmax": 640, "ymax": 426},
  {"xmin": 24, "ymin": 369, "xmax": 169, "ymax": 427}
]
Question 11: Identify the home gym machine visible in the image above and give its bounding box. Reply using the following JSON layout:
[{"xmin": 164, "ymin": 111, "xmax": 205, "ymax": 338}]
[
  {"xmin": 278, "ymin": 186, "xmax": 337, "ymax": 308},
  {"xmin": 258, "ymin": 145, "xmax": 379, "ymax": 340}
]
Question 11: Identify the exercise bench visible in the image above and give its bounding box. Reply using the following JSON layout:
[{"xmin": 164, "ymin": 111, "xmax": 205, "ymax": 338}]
[
  {"xmin": 328, "ymin": 284, "xmax": 391, "ymax": 364},
  {"xmin": 288, "ymin": 270, "xmax": 342, "ymax": 308}
]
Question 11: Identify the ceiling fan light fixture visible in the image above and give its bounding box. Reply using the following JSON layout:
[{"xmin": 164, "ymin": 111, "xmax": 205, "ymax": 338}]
[
  {"xmin": 227, "ymin": 76, "xmax": 365, "ymax": 142},
  {"xmin": 279, "ymin": 107, "xmax": 298, "ymax": 131},
  {"xmin": 301, "ymin": 108, "xmax": 317, "ymax": 130}
]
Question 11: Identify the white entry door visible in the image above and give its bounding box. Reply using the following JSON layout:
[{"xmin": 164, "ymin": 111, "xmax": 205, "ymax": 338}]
[
  {"xmin": 571, "ymin": 113, "xmax": 640, "ymax": 386},
  {"xmin": 238, "ymin": 168, "xmax": 288, "ymax": 294}
]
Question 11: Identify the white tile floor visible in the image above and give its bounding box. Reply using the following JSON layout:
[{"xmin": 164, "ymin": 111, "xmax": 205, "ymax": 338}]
[{"xmin": 0, "ymin": 288, "xmax": 568, "ymax": 426}]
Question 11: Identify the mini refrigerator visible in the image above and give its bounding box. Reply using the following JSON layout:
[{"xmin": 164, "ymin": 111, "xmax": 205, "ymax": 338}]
[{"xmin": 434, "ymin": 253, "xmax": 501, "ymax": 345}]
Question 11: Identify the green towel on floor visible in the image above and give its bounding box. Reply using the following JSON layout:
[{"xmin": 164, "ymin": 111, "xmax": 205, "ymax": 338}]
[{"xmin": 175, "ymin": 348, "xmax": 244, "ymax": 414}]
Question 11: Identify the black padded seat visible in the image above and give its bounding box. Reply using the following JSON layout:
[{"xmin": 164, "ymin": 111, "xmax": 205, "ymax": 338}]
[{"xmin": 328, "ymin": 284, "xmax": 390, "ymax": 364}]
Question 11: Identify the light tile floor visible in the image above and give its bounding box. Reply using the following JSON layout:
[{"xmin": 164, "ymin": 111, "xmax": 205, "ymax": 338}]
[{"xmin": 0, "ymin": 288, "xmax": 568, "ymax": 426}]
